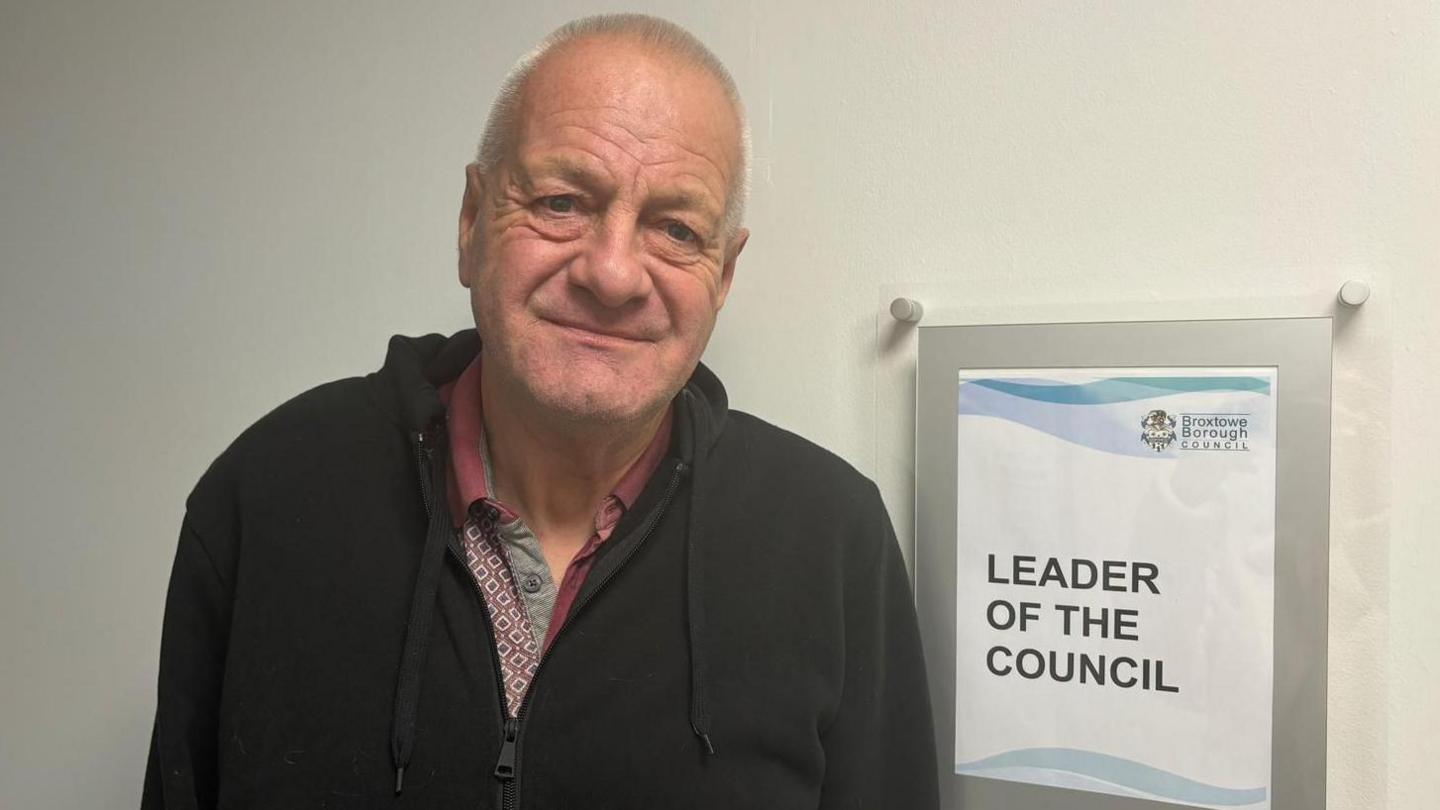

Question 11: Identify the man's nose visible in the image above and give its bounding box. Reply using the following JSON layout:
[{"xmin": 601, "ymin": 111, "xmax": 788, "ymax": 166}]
[{"xmin": 567, "ymin": 217, "xmax": 654, "ymax": 308}]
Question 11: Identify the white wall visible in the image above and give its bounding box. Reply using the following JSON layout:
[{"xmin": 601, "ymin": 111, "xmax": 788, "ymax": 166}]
[{"xmin": 2, "ymin": 1, "xmax": 1435, "ymax": 807}]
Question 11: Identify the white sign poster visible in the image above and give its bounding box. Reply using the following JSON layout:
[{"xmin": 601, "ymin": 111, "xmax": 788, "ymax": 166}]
[{"xmin": 953, "ymin": 368, "xmax": 1276, "ymax": 809}]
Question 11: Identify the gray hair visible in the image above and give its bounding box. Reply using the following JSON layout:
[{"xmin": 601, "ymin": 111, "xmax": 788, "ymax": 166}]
[{"xmin": 475, "ymin": 14, "xmax": 751, "ymax": 239}]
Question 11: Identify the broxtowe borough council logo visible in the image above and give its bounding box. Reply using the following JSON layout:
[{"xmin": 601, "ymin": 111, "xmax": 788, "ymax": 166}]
[{"xmin": 1140, "ymin": 408, "xmax": 1253, "ymax": 452}]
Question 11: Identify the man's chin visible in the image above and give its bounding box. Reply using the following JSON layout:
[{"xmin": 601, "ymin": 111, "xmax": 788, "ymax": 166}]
[
  {"xmin": 527, "ymin": 382, "xmax": 666, "ymax": 428},
  {"xmin": 498, "ymin": 349, "xmax": 676, "ymax": 427}
]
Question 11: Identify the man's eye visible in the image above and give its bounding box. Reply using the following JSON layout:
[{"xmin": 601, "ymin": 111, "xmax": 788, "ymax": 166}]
[
  {"xmin": 542, "ymin": 196, "xmax": 576, "ymax": 213},
  {"xmin": 664, "ymin": 221, "xmax": 696, "ymax": 243}
]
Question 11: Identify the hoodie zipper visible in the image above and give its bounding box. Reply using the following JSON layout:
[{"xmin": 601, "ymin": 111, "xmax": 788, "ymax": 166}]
[
  {"xmin": 414, "ymin": 430, "xmax": 515, "ymax": 803},
  {"xmin": 491, "ymin": 460, "xmax": 688, "ymax": 810},
  {"xmin": 447, "ymin": 535, "xmax": 518, "ymax": 810}
]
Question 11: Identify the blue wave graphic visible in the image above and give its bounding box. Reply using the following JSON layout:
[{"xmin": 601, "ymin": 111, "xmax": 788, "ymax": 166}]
[
  {"xmin": 958, "ymin": 377, "xmax": 1268, "ymax": 458},
  {"xmin": 968, "ymin": 376, "xmax": 1271, "ymax": 405},
  {"xmin": 968, "ymin": 765, "xmax": 1157, "ymax": 799},
  {"xmin": 956, "ymin": 748, "xmax": 1267, "ymax": 806},
  {"xmin": 958, "ymin": 382, "xmax": 1161, "ymax": 458}
]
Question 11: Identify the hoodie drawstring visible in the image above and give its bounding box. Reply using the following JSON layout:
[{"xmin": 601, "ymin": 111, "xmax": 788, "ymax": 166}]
[
  {"xmin": 682, "ymin": 389, "xmax": 716, "ymax": 756},
  {"xmin": 684, "ymin": 466, "xmax": 714, "ymax": 755},
  {"xmin": 391, "ymin": 424, "xmax": 451, "ymax": 794}
]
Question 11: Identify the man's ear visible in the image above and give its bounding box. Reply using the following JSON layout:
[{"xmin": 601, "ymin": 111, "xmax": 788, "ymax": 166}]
[
  {"xmin": 715, "ymin": 227, "xmax": 749, "ymax": 309},
  {"xmin": 458, "ymin": 162, "xmax": 485, "ymax": 288}
]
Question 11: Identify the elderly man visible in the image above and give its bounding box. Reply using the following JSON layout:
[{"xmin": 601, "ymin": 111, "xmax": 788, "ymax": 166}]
[{"xmin": 144, "ymin": 14, "xmax": 937, "ymax": 809}]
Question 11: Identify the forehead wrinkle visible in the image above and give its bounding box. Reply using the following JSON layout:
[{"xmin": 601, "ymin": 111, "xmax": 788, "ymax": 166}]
[
  {"xmin": 612, "ymin": 121, "xmax": 737, "ymax": 189},
  {"xmin": 619, "ymin": 129, "xmax": 733, "ymax": 210},
  {"xmin": 528, "ymin": 152, "xmax": 616, "ymax": 189},
  {"xmin": 644, "ymin": 152, "xmax": 729, "ymax": 194},
  {"xmin": 518, "ymin": 119, "xmax": 655, "ymax": 187},
  {"xmin": 532, "ymin": 103, "xmax": 731, "ymax": 172},
  {"xmin": 526, "ymin": 107, "xmax": 662, "ymax": 158}
]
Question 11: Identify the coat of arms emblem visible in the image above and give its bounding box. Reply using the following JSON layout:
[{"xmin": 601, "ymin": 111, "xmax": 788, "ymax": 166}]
[{"xmin": 1140, "ymin": 409, "xmax": 1177, "ymax": 452}]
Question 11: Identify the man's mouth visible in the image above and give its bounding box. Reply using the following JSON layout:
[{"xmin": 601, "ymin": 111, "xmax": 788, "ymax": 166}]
[{"xmin": 542, "ymin": 316, "xmax": 652, "ymax": 344}]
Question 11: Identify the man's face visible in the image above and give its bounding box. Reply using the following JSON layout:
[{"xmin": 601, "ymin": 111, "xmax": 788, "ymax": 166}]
[{"xmin": 459, "ymin": 37, "xmax": 747, "ymax": 426}]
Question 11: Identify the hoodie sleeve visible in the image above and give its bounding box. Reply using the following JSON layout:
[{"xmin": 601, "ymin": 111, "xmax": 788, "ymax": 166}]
[
  {"xmin": 141, "ymin": 519, "xmax": 232, "ymax": 809},
  {"xmin": 817, "ymin": 483, "xmax": 940, "ymax": 810}
]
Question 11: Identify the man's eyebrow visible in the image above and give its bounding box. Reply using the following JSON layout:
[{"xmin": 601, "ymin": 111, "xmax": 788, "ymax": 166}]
[{"xmin": 646, "ymin": 188, "xmax": 723, "ymax": 222}]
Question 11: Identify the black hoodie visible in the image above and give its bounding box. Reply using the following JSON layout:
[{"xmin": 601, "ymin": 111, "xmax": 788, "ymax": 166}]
[{"xmin": 142, "ymin": 330, "xmax": 939, "ymax": 809}]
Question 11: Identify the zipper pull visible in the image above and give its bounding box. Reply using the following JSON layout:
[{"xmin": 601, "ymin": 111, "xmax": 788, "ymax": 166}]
[{"xmin": 493, "ymin": 717, "xmax": 519, "ymax": 779}]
